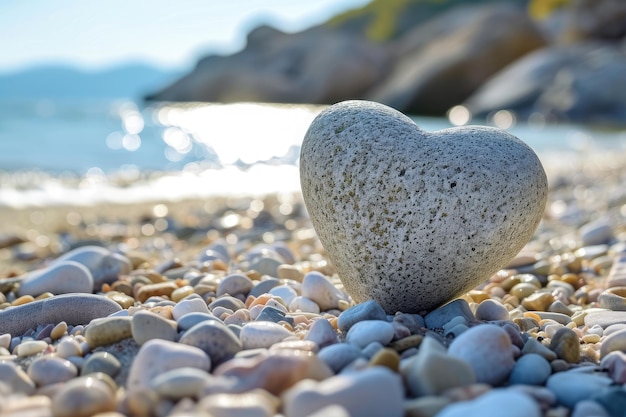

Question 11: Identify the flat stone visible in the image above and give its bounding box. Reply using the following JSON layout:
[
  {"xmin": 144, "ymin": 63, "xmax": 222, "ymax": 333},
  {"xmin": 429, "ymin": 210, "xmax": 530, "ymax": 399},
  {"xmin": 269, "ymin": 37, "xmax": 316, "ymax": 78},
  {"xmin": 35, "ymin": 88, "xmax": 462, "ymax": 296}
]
[
  {"xmin": 131, "ymin": 310, "xmax": 177, "ymax": 346},
  {"xmin": 289, "ymin": 296, "xmax": 321, "ymax": 314},
  {"xmin": 176, "ymin": 312, "xmax": 222, "ymax": 331},
  {"xmin": 217, "ymin": 273, "xmax": 254, "ymax": 298},
  {"xmin": 337, "ymin": 300, "xmax": 387, "ymax": 333},
  {"xmin": 18, "ymin": 261, "xmax": 93, "ymax": 297},
  {"xmin": 600, "ymin": 328, "xmax": 626, "ymax": 359},
  {"xmin": 179, "ymin": 320, "xmax": 242, "ymax": 366},
  {"xmin": 0, "ymin": 294, "xmax": 122, "ymax": 336},
  {"xmin": 585, "ymin": 311, "xmax": 626, "ymax": 328},
  {"xmin": 268, "ymin": 285, "xmax": 298, "ymax": 306},
  {"xmin": 283, "ymin": 366, "xmax": 404, "ymax": 417},
  {"xmin": 521, "ymin": 338, "xmax": 557, "ymax": 361},
  {"xmin": 448, "ymin": 324, "xmax": 515, "ymax": 385},
  {"xmin": 600, "ymin": 350, "xmax": 626, "ymax": 383},
  {"xmin": 197, "ymin": 391, "xmax": 278, "ymax": 417},
  {"xmin": 126, "ymin": 339, "xmax": 210, "ymax": 391},
  {"xmin": 300, "ymin": 100, "xmax": 547, "ymax": 314}
]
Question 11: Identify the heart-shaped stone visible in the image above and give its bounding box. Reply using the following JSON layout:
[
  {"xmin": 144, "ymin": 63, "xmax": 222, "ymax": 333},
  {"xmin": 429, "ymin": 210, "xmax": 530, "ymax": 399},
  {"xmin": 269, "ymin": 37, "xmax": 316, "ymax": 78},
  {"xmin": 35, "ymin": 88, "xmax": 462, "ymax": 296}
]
[{"xmin": 300, "ymin": 101, "xmax": 547, "ymax": 314}]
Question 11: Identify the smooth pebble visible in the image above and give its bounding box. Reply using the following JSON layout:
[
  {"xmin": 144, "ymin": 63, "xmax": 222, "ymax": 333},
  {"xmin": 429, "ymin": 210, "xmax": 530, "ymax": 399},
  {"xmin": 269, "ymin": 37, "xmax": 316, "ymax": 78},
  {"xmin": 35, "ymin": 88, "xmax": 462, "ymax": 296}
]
[{"xmin": 345, "ymin": 320, "xmax": 394, "ymax": 348}]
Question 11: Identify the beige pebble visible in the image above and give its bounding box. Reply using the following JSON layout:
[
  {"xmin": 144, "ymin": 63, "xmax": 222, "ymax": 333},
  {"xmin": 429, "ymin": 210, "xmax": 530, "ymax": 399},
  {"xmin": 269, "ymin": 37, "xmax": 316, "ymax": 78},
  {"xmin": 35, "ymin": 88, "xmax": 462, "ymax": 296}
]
[
  {"xmin": 0, "ymin": 333, "xmax": 11, "ymax": 349},
  {"xmin": 131, "ymin": 309, "xmax": 177, "ymax": 346},
  {"xmin": 12, "ymin": 295, "xmax": 35, "ymax": 306},
  {"xmin": 549, "ymin": 327, "xmax": 580, "ymax": 363},
  {"xmin": 389, "ymin": 335, "xmax": 424, "ymax": 352},
  {"xmin": 84, "ymin": 317, "xmax": 133, "ymax": 348},
  {"xmin": 369, "ymin": 348, "xmax": 400, "ymax": 372},
  {"xmin": 16, "ymin": 340, "xmax": 48, "ymax": 357},
  {"xmin": 105, "ymin": 292, "xmax": 135, "ymax": 309},
  {"xmin": 56, "ymin": 336, "xmax": 82, "ymax": 358},
  {"xmin": 171, "ymin": 285, "xmax": 195, "ymax": 302},
  {"xmin": 582, "ymin": 334, "xmax": 601, "ymax": 344},
  {"xmin": 51, "ymin": 375, "xmax": 116, "ymax": 417},
  {"xmin": 135, "ymin": 281, "xmax": 178, "ymax": 303},
  {"xmin": 522, "ymin": 292, "xmax": 555, "ymax": 311},
  {"xmin": 198, "ymin": 390, "xmax": 279, "ymax": 417},
  {"xmin": 0, "ymin": 395, "xmax": 51, "ymax": 416},
  {"xmin": 50, "ymin": 321, "xmax": 68, "ymax": 340},
  {"xmin": 278, "ymin": 264, "xmax": 304, "ymax": 282}
]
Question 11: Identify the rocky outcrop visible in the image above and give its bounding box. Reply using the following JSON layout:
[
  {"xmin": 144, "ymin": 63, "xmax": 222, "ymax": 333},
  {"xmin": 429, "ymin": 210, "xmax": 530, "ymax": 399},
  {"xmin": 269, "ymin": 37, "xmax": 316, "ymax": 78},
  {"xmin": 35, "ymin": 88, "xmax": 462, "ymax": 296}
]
[
  {"xmin": 146, "ymin": 0, "xmax": 626, "ymax": 125},
  {"xmin": 146, "ymin": 26, "xmax": 390, "ymax": 105},
  {"xmin": 366, "ymin": 2, "xmax": 546, "ymax": 115},
  {"xmin": 464, "ymin": 42, "xmax": 626, "ymax": 125}
]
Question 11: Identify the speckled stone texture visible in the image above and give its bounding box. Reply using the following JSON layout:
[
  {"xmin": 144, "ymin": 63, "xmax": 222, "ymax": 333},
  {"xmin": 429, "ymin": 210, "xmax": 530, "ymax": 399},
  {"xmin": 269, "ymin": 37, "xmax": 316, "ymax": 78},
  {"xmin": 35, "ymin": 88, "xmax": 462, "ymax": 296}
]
[{"xmin": 300, "ymin": 100, "xmax": 547, "ymax": 314}]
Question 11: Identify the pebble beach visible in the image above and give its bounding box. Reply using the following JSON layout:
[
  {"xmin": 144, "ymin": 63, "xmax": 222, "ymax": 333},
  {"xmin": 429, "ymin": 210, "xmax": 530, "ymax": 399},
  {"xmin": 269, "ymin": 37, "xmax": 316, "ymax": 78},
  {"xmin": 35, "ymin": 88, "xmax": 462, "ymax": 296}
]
[{"xmin": 2, "ymin": 148, "xmax": 626, "ymax": 417}]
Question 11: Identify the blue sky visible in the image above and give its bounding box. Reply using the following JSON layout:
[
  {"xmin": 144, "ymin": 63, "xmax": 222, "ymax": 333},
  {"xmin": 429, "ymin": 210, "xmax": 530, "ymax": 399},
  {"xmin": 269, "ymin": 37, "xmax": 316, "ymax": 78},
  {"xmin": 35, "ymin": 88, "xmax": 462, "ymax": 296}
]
[{"xmin": 1, "ymin": 0, "xmax": 370, "ymax": 72}]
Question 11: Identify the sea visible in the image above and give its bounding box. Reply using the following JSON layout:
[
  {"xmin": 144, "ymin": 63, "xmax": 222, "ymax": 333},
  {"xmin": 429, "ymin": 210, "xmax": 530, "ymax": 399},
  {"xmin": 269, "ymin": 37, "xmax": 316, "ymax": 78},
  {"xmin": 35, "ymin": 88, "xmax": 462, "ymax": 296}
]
[{"xmin": 1, "ymin": 98, "xmax": 625, "ymax": 209}]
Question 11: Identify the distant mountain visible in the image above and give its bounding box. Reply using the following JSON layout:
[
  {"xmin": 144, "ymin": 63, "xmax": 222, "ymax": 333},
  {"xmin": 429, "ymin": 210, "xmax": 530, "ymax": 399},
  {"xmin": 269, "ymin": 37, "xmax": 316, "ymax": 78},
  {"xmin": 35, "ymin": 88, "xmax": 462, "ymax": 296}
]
[{"xmin": 0, "ymin": 64, "xmax": 182, "ymax": 100}]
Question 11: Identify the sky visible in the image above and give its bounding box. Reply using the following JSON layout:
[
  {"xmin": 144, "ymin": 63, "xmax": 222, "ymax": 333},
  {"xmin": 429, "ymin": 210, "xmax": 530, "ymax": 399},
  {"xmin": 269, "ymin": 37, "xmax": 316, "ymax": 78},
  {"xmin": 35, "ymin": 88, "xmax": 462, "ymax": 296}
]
[{"xmin": 0, "ymin": 0, "xmax": 371, "ymax": 73}]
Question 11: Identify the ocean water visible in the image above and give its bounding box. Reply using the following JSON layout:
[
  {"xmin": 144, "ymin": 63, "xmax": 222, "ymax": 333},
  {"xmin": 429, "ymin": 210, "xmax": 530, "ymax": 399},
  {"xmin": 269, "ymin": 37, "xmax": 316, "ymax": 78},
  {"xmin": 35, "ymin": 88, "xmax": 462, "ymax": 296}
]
[{"xmin": 0, "ymin": 98, "xmax": 625, "ymax": 208}]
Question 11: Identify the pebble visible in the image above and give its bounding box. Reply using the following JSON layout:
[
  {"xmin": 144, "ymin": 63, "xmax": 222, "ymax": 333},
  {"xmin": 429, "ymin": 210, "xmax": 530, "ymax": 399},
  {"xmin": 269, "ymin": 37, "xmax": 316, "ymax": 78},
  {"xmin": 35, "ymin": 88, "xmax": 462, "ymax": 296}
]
[
  {"xmin": 18, "ymin": 260, "xmax": 94, "ymax": 297},
  {"xmin": 131, "ymin": 309, "xmax": 178, "ymax": 345},
  {"xmin": 0, "ymin": 361, "xmax": 36, "ymax": 394},
  {"xmin": 599, "ymin": 328, "xmax": 626, "ymax": 359},
  {"xmin": 584, "ymin": 311, "xmax": 626, "ymax": 328},
  {"xmin": 546, "ymin": 370, "xmax": 613, "ymax": 408},
  {"xmin": 301, "ymin": 271, "xmax": 347, "ymax": 311},
  {"xmin": 304, "ymin": 318, "xmax": 339, "ymax": 348},
  {"xmin": 0, "ymin": 293, "xmax": 122, "ymax": 336},
  {"xmin": 216, "ymin": 273, "xmax": 254, "ymax": 298},
  {"xmin": 197, "ymin": 390, "xmax": 278, "ymax": 417},
  {"xmin": 50, "ymin": 321, "xmax": 68, "ymax": 340},
  {"xmin": 283, "ymin": 366, "xmax": 404, "ymax": 417},
  {"xmin": 268, "ymin": 285, "xmax": 298, "ymax": 306},
  {"xmin": 81, "ymin": 352, "xmax": 121, "ymax": 378},
  {"xmin": 213, "ymin": 350, "xmax": 333, "ymax": 395},
  {"xmin": 509, "ymin": 353, "xmax": 552, "ymax": 385},
  {"xmin": 437, "ymin": 389, "xmax": 541, "ymax": 417},
  {"xmin": 85, "ymin": 316, "xmax": 132, "ymax": 348},
  {"xmin": 345, "ymin": 320, "xmax": 394, "ymax": 348},
  {"xmin": 600, "ymin": 350, "xmax": 626, "ymax": 383},
  {"xmin": 51, "ymin": 375, "xmax": 116, "ymax": 417},
  {"xmin": 592, "ymin": 386, "xmax": 626, "ymax": 417},
  {"xmin": 179, "ymin": 320, "xmax": 242, "ymax": 366},
  {"xmin": 570, "ymin": 400, "xmax": 610, "ymax": 417},
  {"xmin": 521, "ymin": 337, "xmax": 558, "ymax": 361},
  {"xmin": 403, "ymin": 346, "xmax": 475, "ymax": 396},
  {"xmin": 549, "ymin": 327, "xmax": 580, "ymax": 363},
  {"xmin": 126, "ymin": 339, "xmax": 210, "ymax": 391},
  {"xmin": 317, "ymin": 343, "xmax": 363, "ymax": 373},
  {"xmin": 289, "ymin": 296, "xmax": 320, "ymax": 314},
  {"xmin": 598, "ymin": 287, "xmax": 626, "ymax": 311},
  {"xmin": 15, "ymin": 340, "xmax": 48, "ymax": 357},
  {"xmin": 27, "ymin": 356, "xmax": 78, "ymax": 386},
  {"xmin": 424, "ymin": 299, "xmax": 474, "ymax": 330},
  {"xmin": 579, "ymin": 218, "xmax": 613, "ymax": 246},
  {"xmin": 448, "ymin": 324, "xmax": 515, "ymax": 385},
  {"xmin": 54, "ymin": 245, "xmax": 132, "ymax": 289},
  {"xmin": 337, "ymin": 300, "xmax": 387, "ymax": 333},
  {"xmin": 172, "ymin": 297, "xmax": 211, "ymax": 321},
  {"xmin": 176, "ymin": 312, "xmax": 221, "ymax": 331},
  {"xmin": 239, "ymin": 321, "xmax": 292, "ymax": 350},
  {"xmin": 151, "ymin": 367, "xmax": 214, "ymax": 399},
  {"xmin": 475, "ymin": 299, "xmax": 509, "ymax": 321},
  {"xmin": 369, "ymin": 348, "xmax": 400, "ymax": 371}
]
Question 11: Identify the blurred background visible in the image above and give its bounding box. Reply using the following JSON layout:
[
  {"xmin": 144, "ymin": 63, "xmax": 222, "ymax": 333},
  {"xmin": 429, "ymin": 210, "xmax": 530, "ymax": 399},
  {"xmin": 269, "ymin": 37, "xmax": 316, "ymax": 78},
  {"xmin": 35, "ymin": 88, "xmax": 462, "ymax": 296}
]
[{"xmin": 0, "ymin": 0, "xmax": 625, "ymax": 208}]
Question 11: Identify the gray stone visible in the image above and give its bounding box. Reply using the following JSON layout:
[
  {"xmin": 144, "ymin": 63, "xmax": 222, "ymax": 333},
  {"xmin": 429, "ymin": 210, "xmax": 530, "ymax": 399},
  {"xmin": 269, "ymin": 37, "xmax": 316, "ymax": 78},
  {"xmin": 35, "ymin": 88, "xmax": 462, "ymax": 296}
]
[
  {"xmin": 81, "ymin": 352, "xmax": 121, "ymax": 378},
  {"xmin": 305, "ymin": 318, "xmax": 339, "ymax": 349},
  {"xmin": 256, "ymin": 306, "xmax": 295, "ymax": 326},
  {"xmin": 18, "ymin": 261, "xmax": 94, "ymax": 297},
  {"xmin": 131, "ymin": 310, "xmax": 178, "ymax": 345},
  {"xmin": 317, "ymin": 343, "xmax": 363, "ymax": 373},
  {"xmin": 53, "ymin": 245, "xmax": 132, "ymax": 290},
  {"xmin": 509, "ymin": 353, "xmax": 552, "ymax": 386},
  {"xmin": 176, "ymin": 312, "xmax": 221, "ymax": 331},
  {"xmin": 0, "ymin": 293, "xmax": 122, "ymax": 336},
  {"xmin": 249, "ymin": 278, "xmax": 281, "ymax": 298},
  {"xmin": 337, "ymin": 300, "xmax": 387, "ymax": 333},
  {"xmin": 239, "ymin": 321, "xmax": 292, "ymax": 350},
  {"xmin": 403, "ymin": 347, "xmax": 475, "ymax": 396},
  {"xmin": 437, "ymin": 389, "xmax": 541, "ymax": 417},
  {"xmin": 546, "ymin": 371, "xmax": 613, "ymax": 408},
  {"xmin": 425, "ymin": 299, "xmax": 474, "ymax": 330},
  {"xmin": 448, "ymin": 324, "xmax": 516, "ymax": 385},
  {"xmin": 179, "ymin": 320, "xmax": 242, "ymax": 366},
  {"xmin": 345, "ymin": 320, "xmax": 394, "ymax": 348},
  {"xmin": 216, "ymin": 273, "xmax": 254, "ymax": 298},
  {"xmin": 475, "ymin": 299, "xmax": 510, "ymax": 321},
  {"xmin": 585, "ymin": 311, "xmax": 626, "ymax": 328},
  {"xmin": 27, "ymin": 356, "xmax": 78, "ymax": 386},
  {"xmin": 300, "ymin": 101, "xmax": 547, "ymax": 313}
]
